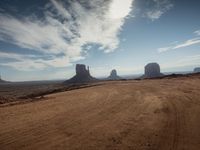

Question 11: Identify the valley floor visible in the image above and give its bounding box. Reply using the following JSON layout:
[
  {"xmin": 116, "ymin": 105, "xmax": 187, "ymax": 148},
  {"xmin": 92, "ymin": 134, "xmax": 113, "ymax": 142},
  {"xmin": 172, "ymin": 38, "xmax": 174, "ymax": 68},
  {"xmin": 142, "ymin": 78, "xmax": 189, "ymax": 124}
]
[{"xmin": 0, "ymin": 75, "xmax": 200, "ymax": 150}]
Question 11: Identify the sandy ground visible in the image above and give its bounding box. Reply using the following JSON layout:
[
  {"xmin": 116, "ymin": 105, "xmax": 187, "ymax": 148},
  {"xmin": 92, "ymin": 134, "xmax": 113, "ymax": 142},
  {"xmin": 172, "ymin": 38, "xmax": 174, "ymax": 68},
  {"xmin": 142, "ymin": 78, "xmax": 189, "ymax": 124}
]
[{"xmin": 0, "ymin": 76, "xmax": 200, "ymax": 150}]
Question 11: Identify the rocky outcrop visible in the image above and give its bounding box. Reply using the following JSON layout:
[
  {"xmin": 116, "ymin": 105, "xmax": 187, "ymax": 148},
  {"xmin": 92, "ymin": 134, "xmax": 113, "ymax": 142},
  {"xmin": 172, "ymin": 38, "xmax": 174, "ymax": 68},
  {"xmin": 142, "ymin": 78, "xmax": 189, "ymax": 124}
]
[
  {"xmin": 194, "ymin": 67, "xmax": 200, "ymax": 73},
  {"xmin": 64, "ymin": 64, "xmax": 97, "ymax": 84},
  {"xmin": 141, "ymin": 62, "xmax": 164, "ymax": 78},
  {"xmin": 107, "ymin": 69, "xmax": 121, "ymax": 80},
  {"xmin": 0, "ymin": 79, "xmax": 5, "ymax": 83},
  {"xmin": 0, "ymin": 75, "xmax": 7, "ymax": 83}
]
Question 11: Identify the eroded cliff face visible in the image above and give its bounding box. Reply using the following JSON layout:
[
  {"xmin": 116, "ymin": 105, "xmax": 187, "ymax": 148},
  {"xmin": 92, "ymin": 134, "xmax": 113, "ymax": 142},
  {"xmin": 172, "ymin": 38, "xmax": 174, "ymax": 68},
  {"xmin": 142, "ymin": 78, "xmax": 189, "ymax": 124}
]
[
  {"xmin": 142, "ymin": 63, "xmax": 164, "ymax": 78},
  {"xmin": 107, "ymin": 69, "xmax": 121, "ymax": 80},
  {"xmin": 64, "ymin": 64, "xmax": 97, "ymax": 84},
  {"xmin": 194, "ymin": 67, "xmax": 200, "ymax": 73}
]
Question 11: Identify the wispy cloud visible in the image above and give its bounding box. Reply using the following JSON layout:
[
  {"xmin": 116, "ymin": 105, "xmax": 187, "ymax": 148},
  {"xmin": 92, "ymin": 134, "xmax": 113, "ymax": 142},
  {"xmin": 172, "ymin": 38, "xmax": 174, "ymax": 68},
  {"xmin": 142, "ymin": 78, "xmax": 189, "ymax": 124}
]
[
  {"xmin": 161, "ymin": 54, "xmax": 200, "ymax": 70},
  {"xmin": 194, "ymin": 30, "xmax": 200, "ymax": 36},
  {"xmin": 0, "ymin": 51, "xmax": 47, "ymax": 70},
  {"xmin": 158, "ymin": 30, "xmax": 200, "ymax": 53},
  {"xmin": 158, "ymin": 38, "xmax": 200, "ymax": 53},
  {"xmin": 0, "ymin": 51, "xmax": 84, "ymax": 71},
  {"xmin": 0, "ymin": 0, "xmax": 134, "ymax": 71},
  {"xmin": 145, "ymin": 0, "xmax": 173, "ymax": 21},
  {"xmin": 173, "ymin": 38, "xmax": 200, "ymax": 49}
]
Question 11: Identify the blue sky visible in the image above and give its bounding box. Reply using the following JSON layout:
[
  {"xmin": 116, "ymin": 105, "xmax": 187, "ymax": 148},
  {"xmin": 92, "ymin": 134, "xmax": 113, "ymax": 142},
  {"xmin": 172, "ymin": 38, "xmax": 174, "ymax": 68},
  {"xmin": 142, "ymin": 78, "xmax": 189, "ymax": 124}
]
[{"xmin": 0, "ymin": 0, "xmax": 200, "ymax": 81}]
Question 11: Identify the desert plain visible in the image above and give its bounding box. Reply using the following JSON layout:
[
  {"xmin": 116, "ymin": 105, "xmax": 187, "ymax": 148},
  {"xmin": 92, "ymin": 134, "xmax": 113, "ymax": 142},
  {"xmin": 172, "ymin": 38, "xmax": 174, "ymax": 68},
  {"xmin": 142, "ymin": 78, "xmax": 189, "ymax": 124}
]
[{"xmin": 0, "ymin": 74, "xmax": 200, "ymax": 150}]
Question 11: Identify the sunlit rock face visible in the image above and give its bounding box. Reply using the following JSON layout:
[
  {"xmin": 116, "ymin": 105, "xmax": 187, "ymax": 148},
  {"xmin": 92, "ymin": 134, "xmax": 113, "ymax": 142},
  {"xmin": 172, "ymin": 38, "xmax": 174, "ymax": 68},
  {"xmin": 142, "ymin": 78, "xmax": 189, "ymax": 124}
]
[
  {"xmin": 64, "ymin": 64, "xmax": 97, "ymax": 84},
  {"xmin": 194, "ymin": 67, "xmax": 200, "ymax": 73},
  {"xmin": 107, "ymin": 69, "xmax": 121, "ymax": 80},
  {"xmin": 142, "ymin": 63, "xmax": 164, "ymax": 78}
]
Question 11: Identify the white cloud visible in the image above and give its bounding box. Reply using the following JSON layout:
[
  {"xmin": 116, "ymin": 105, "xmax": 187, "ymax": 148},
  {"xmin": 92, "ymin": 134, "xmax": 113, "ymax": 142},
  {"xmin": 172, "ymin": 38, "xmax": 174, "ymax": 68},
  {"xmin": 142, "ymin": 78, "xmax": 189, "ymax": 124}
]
[
  {"xmin": 108, "ymin": 0, "xmax": 133, "ymax": 19},
  {"xmin": 194, "ymin": 30, "xmax": 200, "ymax": 36},
  {"xmin": 158, "ymin": 46, "xmax": 172, "ymax": 53},
  {"xmin": 145, "ymin": 0, "xmax": 173, "ymax": 21},
  {"xmin": 146, "ymin": 10, "xmax": 163, "ymax": 20},
  {"xmin": 0, "ymin": 51, "xmax": 27, "ymax": 60},
  {"xmin": 173, "ymin": 38, "xmax": 200, "ymax": 49},
  {"xmin": 0, "ymin": 51, "xmax": 47, "ymax": 70},
  {"xmin": 0, "ymin": 51, "xmax": 81, "ymax": 71},
  {"xmin": 0, "ymin": 0, "xmax": 134, "ymax": 71},
  {"xmin": 158, "ymin": 37, "xmax": 200, "ymax": 53}
]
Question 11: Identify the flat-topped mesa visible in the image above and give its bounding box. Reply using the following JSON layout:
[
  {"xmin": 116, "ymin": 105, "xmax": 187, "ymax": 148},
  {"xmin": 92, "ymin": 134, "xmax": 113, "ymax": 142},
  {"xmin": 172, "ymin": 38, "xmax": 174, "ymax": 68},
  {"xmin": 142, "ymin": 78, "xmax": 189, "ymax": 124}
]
[
  {"xmin": 142, "ymin": 62, "xmax": 164, "ymax": 78},
  {"xmin": 64, "ymin": 64, "xmax": 97, "ymax": 84},
  {"xmin": 107, "ymin": 69, "xmax": 121, "ymax": 80},
  {"xmin": 193, "ymin": 67, "xmax": 200, "ymax": 73}
]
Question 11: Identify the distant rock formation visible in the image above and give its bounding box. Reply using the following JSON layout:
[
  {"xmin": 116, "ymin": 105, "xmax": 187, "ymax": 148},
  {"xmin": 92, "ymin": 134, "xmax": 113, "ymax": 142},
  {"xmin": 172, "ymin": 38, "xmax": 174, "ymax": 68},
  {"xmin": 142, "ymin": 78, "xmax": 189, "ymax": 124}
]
[
  {"xmin": 0, "ymin": 75, "xmax": 7, "ymax": 83},
  {"xmin": 194, "ymin": 67, "xmax": 200, "ymax": 73},
  {"xmin": 141, "ymin": 62, "xmax": 164, "ymax": 78},
  {"xmin": 0, "ymin": 79, "xmax": 5, "ymax": 83},
  {"xmin": 107, "ymin": 69, "xmax": 121, "ymax": 80},
  {"xmin": 64, "ymin": 64, "xmax": 97, "ymax": 84}
]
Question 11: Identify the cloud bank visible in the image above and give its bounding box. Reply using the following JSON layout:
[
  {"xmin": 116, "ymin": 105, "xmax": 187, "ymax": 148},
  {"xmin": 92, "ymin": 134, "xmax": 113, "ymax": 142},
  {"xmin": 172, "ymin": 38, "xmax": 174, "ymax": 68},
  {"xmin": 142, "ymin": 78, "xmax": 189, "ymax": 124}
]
[{"xmin": 0, "ymin": 0, "xmax": 134, "ymax": 70}]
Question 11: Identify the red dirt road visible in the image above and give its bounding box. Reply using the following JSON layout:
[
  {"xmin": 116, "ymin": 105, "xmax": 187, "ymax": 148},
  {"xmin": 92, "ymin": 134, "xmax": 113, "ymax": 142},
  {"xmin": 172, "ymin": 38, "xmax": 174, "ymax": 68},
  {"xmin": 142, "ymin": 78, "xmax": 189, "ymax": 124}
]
[{"xmin": 0, "ymin": 76, "xmax": 200, "ymax": 150}]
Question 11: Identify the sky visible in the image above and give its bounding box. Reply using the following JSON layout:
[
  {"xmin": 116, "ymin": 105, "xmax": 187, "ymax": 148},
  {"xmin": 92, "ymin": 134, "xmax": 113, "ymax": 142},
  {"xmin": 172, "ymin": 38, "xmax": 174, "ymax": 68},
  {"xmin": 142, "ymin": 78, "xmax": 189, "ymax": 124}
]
[{"xmin": 0, "ymin": 0, "xmax": 200, "ymax": 81}]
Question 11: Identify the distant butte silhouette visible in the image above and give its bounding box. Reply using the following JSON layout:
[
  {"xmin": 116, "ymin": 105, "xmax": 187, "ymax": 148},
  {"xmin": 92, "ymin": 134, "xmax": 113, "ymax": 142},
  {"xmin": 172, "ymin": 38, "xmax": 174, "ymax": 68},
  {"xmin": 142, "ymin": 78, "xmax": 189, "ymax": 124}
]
[
  {"xmin": 141, "ymin": 62, "xmax": 164, "ymax": 78},
  {"xmin": 0, "ymin": 79, "xmax": 5, "ymax": 83},
  {"xmin": 0, "ymin": 75, "xmax": 7, "ymax": 83},
  {"xmin": 107, "ymin": 69, "xmax": 121, "ymax": 80},
  {"xmin": 193, "ymin": 67, "xmax": 200, "ymax": 73},
  {"xmin": 64, "ymin": 64, "xmax": 97, "ymax": 84}
]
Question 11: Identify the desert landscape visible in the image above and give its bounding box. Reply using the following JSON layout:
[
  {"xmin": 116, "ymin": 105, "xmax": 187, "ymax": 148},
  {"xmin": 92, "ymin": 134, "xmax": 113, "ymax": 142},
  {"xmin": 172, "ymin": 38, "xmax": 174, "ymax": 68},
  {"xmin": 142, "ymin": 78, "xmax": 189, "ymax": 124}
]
[
  {"xmin": 1, "ymin": 73, "xmax": 200, "ymax": 150},
  {"xmin": 1, "ymin": 0, "xmax": 200, "ymax": 149}
]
